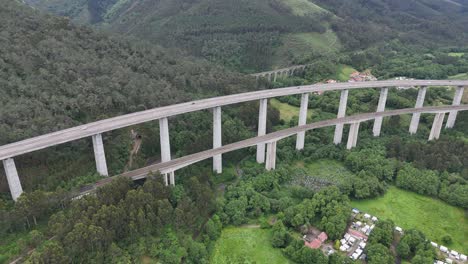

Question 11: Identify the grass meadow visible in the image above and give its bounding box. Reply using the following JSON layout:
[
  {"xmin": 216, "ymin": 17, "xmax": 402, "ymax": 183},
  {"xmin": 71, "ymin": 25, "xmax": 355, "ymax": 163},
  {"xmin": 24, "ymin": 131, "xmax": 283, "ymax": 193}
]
[
  {"xmin": 210, "ymin": 227, "xmax": 291, "ymax": 264},
  {"xmin": 352, "ymin": 186, "xmax": 468, "ymax": 253}
]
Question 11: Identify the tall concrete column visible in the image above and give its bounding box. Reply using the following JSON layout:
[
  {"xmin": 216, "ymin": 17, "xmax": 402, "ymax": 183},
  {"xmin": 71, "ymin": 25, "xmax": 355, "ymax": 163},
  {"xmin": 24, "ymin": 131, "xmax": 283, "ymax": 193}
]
[
  {"xmin": 213, "ymin": 106, "xmax": 222, "ymax": 174},
  {"xmin": 159, "ymin": 117, "xmax": 173, "ymax": 185},
  {"xmin": 409, "ymin": 86, "xmax": 427, "ymax": 134},
  {"xmin": 334, "ymin": 89, "xmax": 349, "ymax": 144},
  {"xmin": 296, "ymin": 93, "xmax": 309, "ymax": 150},
  {"xmin": 2, "ymin": 158, "xmax": 23, "ymax": 201},
  {"xmin": 373, "ymin": 87, "xmax": 388, "ymax": 137},
  {"xmin": 429, "ymin": 113, "xmax": 445, "ymax": 141},
  {"xmin": 273, "ymin": 72, "xmax": 277, "ymax": 82},
  {"xmin": 446, "ymin": 86, "xmax": 465, "ymax": 128},
  {"xmin": 92, "ymin": 133, "xmax": 108, "ymax": 176},
  {"xmin": 265, "ymin": 141, "xmax": 277, "ymax": 171},
  {"xmin": 346, "ymin": 122, "xmax": 360, "ymax": 150},
  {"xmin": 257, "ymin": 99, "xmax": 268, "ymax": 163}
]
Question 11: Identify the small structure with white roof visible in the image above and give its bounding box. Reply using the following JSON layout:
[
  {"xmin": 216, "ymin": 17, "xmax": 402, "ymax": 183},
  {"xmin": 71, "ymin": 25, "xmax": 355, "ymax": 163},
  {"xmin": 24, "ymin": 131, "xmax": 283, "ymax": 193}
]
[
  {"xmin": 460, "ymin": 254, "xmax": 467, "ymax": 261},
  {"xmin": 440, "ymin": 246, "xmax": 448, "ymax": 253}
]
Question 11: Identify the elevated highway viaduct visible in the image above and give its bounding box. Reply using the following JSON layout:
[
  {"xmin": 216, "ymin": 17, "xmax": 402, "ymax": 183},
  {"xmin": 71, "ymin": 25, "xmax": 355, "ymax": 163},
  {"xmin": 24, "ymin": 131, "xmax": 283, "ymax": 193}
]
[{"xmin": 1, "ymin": 80, "xmax": 467, "ymax": 200}]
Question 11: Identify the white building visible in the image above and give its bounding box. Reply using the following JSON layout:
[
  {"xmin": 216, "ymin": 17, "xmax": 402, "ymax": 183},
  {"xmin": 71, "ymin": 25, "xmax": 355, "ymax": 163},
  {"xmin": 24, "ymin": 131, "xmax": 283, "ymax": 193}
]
[{"xmin": 440, "ymin": 246, "xmax": 448, "ymax": 253}]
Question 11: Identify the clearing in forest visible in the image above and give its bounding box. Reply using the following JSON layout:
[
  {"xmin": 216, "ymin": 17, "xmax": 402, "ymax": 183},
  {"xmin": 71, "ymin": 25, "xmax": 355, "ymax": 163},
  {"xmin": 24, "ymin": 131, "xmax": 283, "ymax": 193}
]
[
  {"xmin": 270, "ymin": 98, "xmax": 314, "ymax": 122},
  {"xmin": 280, "ymin": 0, "xmax": 329, "ymax": 16},
  {"xmin": 351, "ymin": 186, "xmax": 468, "ymax": 253},
  {"xmin": 211, "ymin": 227, "xmax": 291, "ymax": 263}
]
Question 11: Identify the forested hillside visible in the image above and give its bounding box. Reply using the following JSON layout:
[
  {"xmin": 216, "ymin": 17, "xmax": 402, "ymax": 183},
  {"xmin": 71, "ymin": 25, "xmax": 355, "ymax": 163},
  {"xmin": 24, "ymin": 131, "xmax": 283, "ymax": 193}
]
[
  {"xmin": 1, "ymin": 0, "xmax": 260, "ymax": 145},
  {"xmin": 0, "ymin": 0, "xmax": 271, "ymax": 194},
  {"xmin": 24, "ymin": 0, "xmax": 468, "ymax": 72}
]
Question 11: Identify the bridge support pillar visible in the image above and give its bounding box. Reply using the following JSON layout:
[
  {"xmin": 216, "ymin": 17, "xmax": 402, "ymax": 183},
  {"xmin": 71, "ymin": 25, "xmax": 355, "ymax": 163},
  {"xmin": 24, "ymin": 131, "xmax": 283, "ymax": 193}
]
[
  {"xmin": 213, "ymin": 106, "xmax": 222, "ymax": 174},
  {"xmin": 446, "ymin": 86, "xmax": 465, "ymax": 128},
  {"xmin": 265, "ymin": 141, "xmax": 277, "ymax": 171},
  {"xmin": 409, "ymin": 86, "xmax": 427, "ymax": 134},
  {"xmin": 159, "ymin": 117, "xmax": 174, "ymax": 186},
  {"xmin": 347, "ymin": 122, "xmax": 360, "ymax": 150},
  {"xmin": 257, "ymin": 99, "xmax": 268, "ymax": 163},
  {"xmin": 373, "ymin": 87, "xmax": 388, "ymax": 137},
  {"xmin": 2, "ymin": 158, "xmax": 23, "ymax": 201},
  {"xmin": 296, "ymin": 93, "xmax": 309, "ymax": 150},
  {"xmin": 429, "ymin": 113, "xmax": 445, "ymax": 141},
  {"xmin": 273, "ymin": 72, "xmax": 277, "ymax": 82},
  {"xmin": 334, "ymin": 90, "xmax": 349, "ymax": 144},
  {"xmin": 92, "ymin": 133, "xmax": 108, "ymax": 176}
]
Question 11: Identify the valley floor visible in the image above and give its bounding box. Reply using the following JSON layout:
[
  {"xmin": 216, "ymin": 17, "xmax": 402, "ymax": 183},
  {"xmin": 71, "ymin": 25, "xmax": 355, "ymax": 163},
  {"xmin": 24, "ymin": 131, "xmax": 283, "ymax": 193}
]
[
  {"xmin": 210, "ymin": 226, "xmax": 292, "ymax": 264},
  {"xmin": 351, "ymin": 186, "xmax": 468, "ymax": 253}
]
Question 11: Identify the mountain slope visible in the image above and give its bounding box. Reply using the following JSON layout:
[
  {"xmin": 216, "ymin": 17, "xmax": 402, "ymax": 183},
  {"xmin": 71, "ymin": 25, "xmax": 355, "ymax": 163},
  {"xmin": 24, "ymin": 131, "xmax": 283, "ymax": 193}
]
[
  {"xmin": 0, "ymin": 0, "xmax": 259, "ymax": 145},
  {"xmin": 20, "ymin": 0, "xmax": 468, "ymax": 72}
]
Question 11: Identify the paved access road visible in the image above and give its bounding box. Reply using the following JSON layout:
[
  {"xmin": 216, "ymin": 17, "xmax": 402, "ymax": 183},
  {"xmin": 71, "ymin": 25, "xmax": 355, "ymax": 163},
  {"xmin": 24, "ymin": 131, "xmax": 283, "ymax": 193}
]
[{"xmin": 0, "ymin": 80, "xmax": 467, "ymax": 160}]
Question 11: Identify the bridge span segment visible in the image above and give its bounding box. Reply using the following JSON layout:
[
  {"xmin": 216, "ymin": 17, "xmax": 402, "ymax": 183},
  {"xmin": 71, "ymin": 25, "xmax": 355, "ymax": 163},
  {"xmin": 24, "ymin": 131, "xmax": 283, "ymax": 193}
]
[{"xmin": 1, "ymin": 80, "xmax": 467, "ymax": 200}]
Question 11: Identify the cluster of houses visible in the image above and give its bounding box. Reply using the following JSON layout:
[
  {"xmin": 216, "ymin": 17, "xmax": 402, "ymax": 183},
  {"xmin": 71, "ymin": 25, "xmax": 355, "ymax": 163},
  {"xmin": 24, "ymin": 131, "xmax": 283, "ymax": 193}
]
[
  {"xmin": 304, "ymin": 231, "xmax": 328, "ymax": 249},
  {"xmin": 337, "ymin": 209, "xmax": 380, "ymax": 260},
  {"xmin": 432, "ymin": 242, "xmax": 467, "ymax": 264},
  {"xmin": 302, "ymin": 208, "xmax": 467, "ymax": 263},
  {"xmin": 348, "ymin": 71, "xmax": 377, "ymax": 82},
  {"xmin": 322, "ymin": 70, "xmax": 377, "ymax": 86}
]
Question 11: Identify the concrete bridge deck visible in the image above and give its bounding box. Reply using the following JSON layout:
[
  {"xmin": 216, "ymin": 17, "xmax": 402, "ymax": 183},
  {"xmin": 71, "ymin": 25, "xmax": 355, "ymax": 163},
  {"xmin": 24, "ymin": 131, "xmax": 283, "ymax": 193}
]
[
  {"xmin": 119, "ymin": 104, "xmax": 468, "ymax": 180},
  {"xmin": 0, "ymin": 80, "xmax": 467, "ymax": 160}
]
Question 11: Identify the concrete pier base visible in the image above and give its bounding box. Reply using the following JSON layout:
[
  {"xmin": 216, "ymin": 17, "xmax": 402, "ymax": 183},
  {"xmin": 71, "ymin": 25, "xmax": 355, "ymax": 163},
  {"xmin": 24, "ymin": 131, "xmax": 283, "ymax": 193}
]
[
  {"xmin": 429, "ymin": 113, "xmax": 445, "ymax": 141},
  {"xmin": 446, "ymin": 86, "xmax": 465, "ymax": 128},
  {"xmin": 92, "ymin": 134, "xmax": 108, "ymax": 176},
  {"xmin": 2, "ymin": 158, "xmax": 23, "ymax": 201},
  {"xmin": 409, "ymin": 86, "xmax": 427, "ymax": 134},
  {"xmin": 334, "ymin": 90, "xmax": 349, "ymax": 144},
  {"xmin": 296, "ymin": 93, "xmax": 309, "ymax": 150},
  {"xmin": 159, "ymin": 117, "xmax": 173, "ymax": 185},
  {"xmin": 265, "ymin": 141, "xmax": 277, "ymax": 171},
  {"xmin": 346, "ymin": 122, "xmax": 360, "ymax": 150},
  {"xmin": 373, "ymin": 87, "xmax": 388, "ymax": 137},
  {"xmin": 213, "ymin": 106, "xmax": 222, "ymax": 173},
  {"xmin": 256, "ymin": 99, "xmax": 268, "ymax": 163}
]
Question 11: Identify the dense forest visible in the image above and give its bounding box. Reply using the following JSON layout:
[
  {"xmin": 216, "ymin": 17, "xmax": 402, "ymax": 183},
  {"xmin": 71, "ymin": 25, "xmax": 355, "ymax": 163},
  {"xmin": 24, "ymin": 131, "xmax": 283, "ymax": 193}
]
[
  {"xmin": 0, "ymin": 0, "xmax": 276, "ymax": 194},
  {"xmin": 1, "ymin": 0, "xmax": 468, "ymax": 263}
]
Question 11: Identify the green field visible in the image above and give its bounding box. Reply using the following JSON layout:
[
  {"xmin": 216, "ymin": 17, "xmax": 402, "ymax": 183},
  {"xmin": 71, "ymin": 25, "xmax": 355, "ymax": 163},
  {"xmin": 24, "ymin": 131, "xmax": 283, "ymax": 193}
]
[
  {"xmin": 335, "ymin": 65, "xmax": 356, "ymax": 82},
  {"xmin": 296, "ymin": 159, "xmax": 356, "ymax": 185},
  {"xmin": 351, "ymin": 186, "xmax": 468, "ymax": 253},
  {"xmin": 280, "ymin": 0, "xmax": 329, "ymax": 16},
  {"xmin": 211, "ymin": 227, "xmax": 292, "ymax": 263},
  {"xmin": 449, "ymin": 72, "xmax": 468, "ymax": 80},
  {"xmin": 274, "ymin": 30, "xmax": 340, "ymax": 66},
  {"xmin": 270, "ymin": 98, "xmax": 314, "ymax": 122},
  {"xmin": 448, "ymin": 52, "xmax": 465, "ymax": 57}
]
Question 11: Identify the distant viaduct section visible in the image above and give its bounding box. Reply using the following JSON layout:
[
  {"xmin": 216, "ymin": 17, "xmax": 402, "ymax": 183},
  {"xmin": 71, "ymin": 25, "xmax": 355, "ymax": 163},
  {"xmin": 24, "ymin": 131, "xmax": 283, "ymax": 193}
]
[
  {"xmin": 251, "ymin": 64, "xmax": 311, "ymax": 81},
  {"xmin": 1, "ymin": 80, "xmax": 467, "ymax": 201}
]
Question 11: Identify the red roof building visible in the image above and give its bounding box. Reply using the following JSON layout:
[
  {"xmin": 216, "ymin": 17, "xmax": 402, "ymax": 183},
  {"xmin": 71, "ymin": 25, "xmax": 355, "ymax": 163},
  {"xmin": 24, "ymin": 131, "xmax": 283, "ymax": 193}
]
[{"xmin": 305, "ymin": 239, "xmax": 322, "ymax": 249}]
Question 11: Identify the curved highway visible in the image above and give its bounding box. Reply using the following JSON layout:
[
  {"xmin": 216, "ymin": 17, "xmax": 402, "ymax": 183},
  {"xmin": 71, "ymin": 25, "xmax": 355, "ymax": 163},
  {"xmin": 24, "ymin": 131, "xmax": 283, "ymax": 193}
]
[
  {"xmin": 0, "ymin": 80, "xmax": 467, "ymax": 160},
  {"xmin": 115, "ymin": 104, "xmax": 468, "ymax": 181}
]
